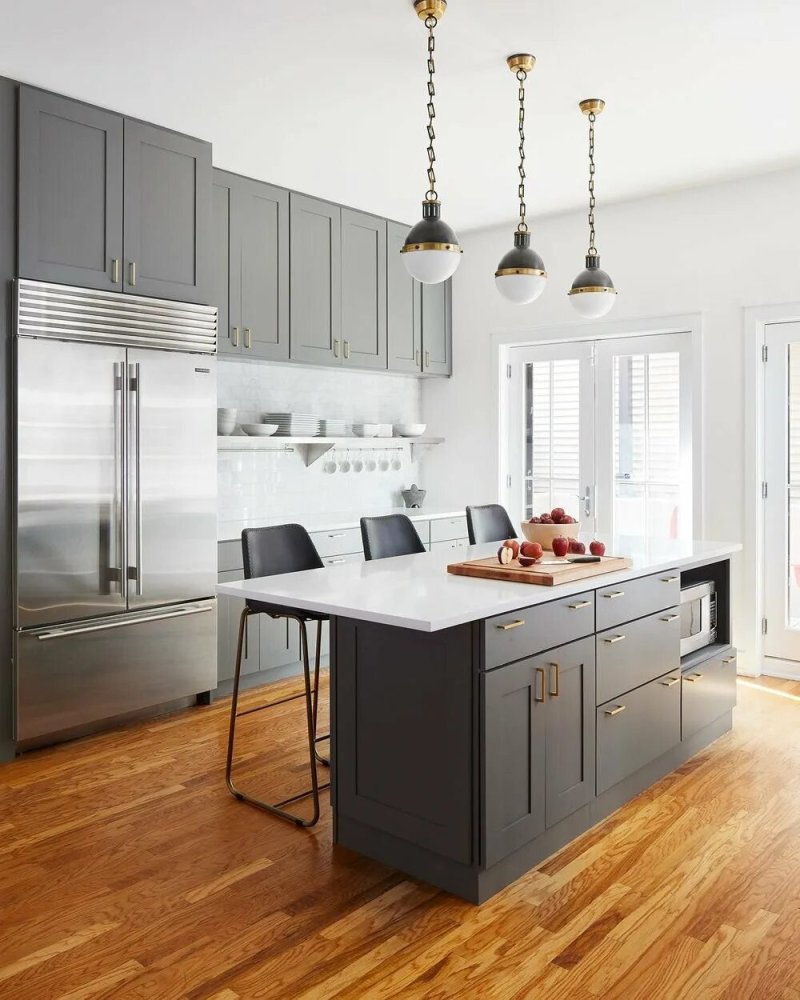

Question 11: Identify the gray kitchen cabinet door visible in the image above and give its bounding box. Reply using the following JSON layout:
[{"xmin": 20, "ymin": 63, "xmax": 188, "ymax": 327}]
[
  {"xmin": 217, "ymin": 572, "xmax": 260, "ymax": 683},
  {"xmin": 421, "ymin": 279, "xmax": 452, "ymax": 376},
  {"xmin": 544, "ymin": 637, "xmax": 596, "ymax": 828},
  {"xmin": 18, "ymin": 87, "xmax": 124, "ymax": 291},
  {"xmin": 237, "ymin": 177, "xmax": 289, "ymax": 361},
  {"xmin": 341, "ymin": 209, "xmax": 387, "ymax": 370},
  {"xmin": 483, "ymin": 656, "xmax": 546, "ymax": 867},
  {"xmin": 289, "ymin": 193, "xmax": 342, "ymax": 364},
  {"xmin": 123, "ymin": 120, "xmax": 212, "ymax": 303},
  {"xmin": 259, "ymin": 616, "xmax": 302, "ymax": 675},
  {"xmin": 387, "ymin": 221, "xmax": 422, "ymax": 373},
  {"xmin": 212, "ymin": 175, "xmax": 239, "ymax": 355}
]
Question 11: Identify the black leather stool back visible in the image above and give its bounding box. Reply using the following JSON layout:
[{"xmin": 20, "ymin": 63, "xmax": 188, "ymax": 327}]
[
  {"xmin": 360, "ymin": 514, "xmax": 427, "ymax": 561},
  {"xmin": 241, "ymin": 525, "xmax": 325, "ymax": 616},
  {"xmin": 466, "ymin": 504, "xmax": 517, "ymax": 545}
]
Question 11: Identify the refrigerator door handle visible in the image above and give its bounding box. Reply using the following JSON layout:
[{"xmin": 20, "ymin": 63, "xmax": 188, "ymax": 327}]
[
  {"xmin": 113, "ymin": 362, "xmax": 127, "ymax": 598},
  {"xmin": 129, "ymin": 361, "xmax": 143, "ymax": 597},
  {"xmin": 36, "ymin": 603, "xmax": 213, "ymax": 640}
]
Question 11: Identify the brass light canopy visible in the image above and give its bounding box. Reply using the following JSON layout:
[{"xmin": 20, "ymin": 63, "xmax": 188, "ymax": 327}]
[
  {"xmin": 402, "ymin": 0, "xmax": 462, "ymax": 284},
  {"xmin": 495, "ymin": 53, "xmax": 547, "ymax": 305},
  {"xmin": 568, "ymin": 97, "xmax": 617, "ymax": 318}
]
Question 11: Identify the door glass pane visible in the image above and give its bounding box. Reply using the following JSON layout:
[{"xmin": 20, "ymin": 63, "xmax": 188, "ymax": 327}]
[
  {"xmin": 787, "ymin": 344, "xmax": 800, "ymax": 627},
  {"xmin": 612, "ymin": 351, "xmax": 682, "ymax": 538},
  {"xmin": 524, "ymin": 358, "xmax": 580, "ymax": 519}
]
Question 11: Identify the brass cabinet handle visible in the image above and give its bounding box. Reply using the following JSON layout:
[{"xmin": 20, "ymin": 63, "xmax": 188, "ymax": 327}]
[
  {"xmin": 684, "ymin": 672, "xmax": 703, "ymax": 683},
  {"xmin": 326, "ymin": 558, "xmax": 347, "ymax": 565},
  {"xmin": 343, "ymin": 340, "xmax": 351, "ymax": 359},
  {"xmin": 111, "ymin": 258, "xmax": 120, "ymax": 283},
  {"xmin": 661, "ymin": 614, "xmax": 680, "ymax": 623},
  {"xmin": 549, "ymin": 662, "xmax": 560, "ymax": 697},
  {"xmin": 660, "ymin": 676, "xmax": 680, "ymax": 687},
  {"xmin": 568, "ymin": 600, "xmax": 592, "ymax": 610},
  {"xmin": 244, "ymin": 327, "xmax": 252, "ymax": 349},
  {"xmin": 496, "ymin": 619, "xmax": 525, "ymax": 631},
  {"xmin": 534, "ymin": 666, "xmax": 545, "ymax": 703},
  {"xmin": 604, "ymin": 590, "xmax": 625, "ymax": 599},
  {"xmin": 328, "ymin": 533, "xmax": 347, "ymax": 538},
  {"xmin": 603, "ymin": 634, "xmax": 626, "ymax": 644},
  {"xmin": 605, "ymin": 704, "xmax": 626, "ymax": 717},
  {"xmin": 415, "ymin": 349, "xmax": 421, "ymax": 367},
  {"xmin": 661, "ymin": 575, "xmax": 679, "ymax": 583},
  {"xmin": 231, "ymin": 326, "xmax": 239, "ymax": 348},
  {"xmin": 129, "ymin": 260, "xmax": 137, "ymax": 286},
  {"xmin": 425, "ymin": 350, "xmax": 430, "ymax": 368},
  {"xmin": 333, "ymin": 339, "xmax": 340, "ymax": 358},
  {"xmin": 722, "ymin": 655, "xmax": 737, "ymax": 664}
]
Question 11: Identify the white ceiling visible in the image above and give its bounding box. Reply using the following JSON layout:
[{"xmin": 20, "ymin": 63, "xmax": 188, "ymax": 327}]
[{"xmin": 1, "ymin": 0, "xmax": 798, "ymax": 232}]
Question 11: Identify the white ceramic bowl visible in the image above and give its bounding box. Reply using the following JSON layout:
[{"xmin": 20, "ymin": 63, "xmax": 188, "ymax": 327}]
[
  {"xmin": 241, "ymin": 423, "xmax": 279, "ymax": 437},
  {"xmin": 520, "ymin": 520, "xmax": 581, "ymax": 550},
  {"xmin": 394, "ymin": 423, "xmax": 427, "ymax": 437},
  {"xmin": 353, "ymin": 423, "xmax": 380, "ymax": 437}
]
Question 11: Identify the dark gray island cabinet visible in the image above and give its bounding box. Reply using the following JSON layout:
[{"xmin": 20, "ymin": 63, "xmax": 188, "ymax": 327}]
[{"xmin": 217, "ymin": 540, "xmax": 740, "ymax": 903}]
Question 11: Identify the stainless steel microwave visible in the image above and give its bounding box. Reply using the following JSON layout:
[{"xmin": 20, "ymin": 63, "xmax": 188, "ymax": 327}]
[{"xmin": 680, "ymin": 581, "xmax": 717, "ymax": 656}]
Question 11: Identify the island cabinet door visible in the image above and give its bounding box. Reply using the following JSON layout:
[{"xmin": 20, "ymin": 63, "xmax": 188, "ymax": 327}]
[{"xmin": 482, "ymin": 657, "xmax": 546, "ymax": 868}]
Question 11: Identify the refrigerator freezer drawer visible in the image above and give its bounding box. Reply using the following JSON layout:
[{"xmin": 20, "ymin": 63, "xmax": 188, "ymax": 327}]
[{"xmin": 15, "ymin": 600, "xmax": 216, "ymax": 742}]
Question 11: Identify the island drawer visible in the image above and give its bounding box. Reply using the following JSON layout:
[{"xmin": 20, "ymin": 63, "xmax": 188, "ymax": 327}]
[
  {"xmin": 595, "ymin": 569, "xmax": 681, "ymax": 631},
  {"xmin": 309, "ymin": 526, "xmax": 363, "ymax": 558},
  {"xmin": 597, "ymin": 669, "xmax": 681, "ymax": 794},
  {"xmin": 484, "ymin": 591, "xmax": 595, "ymax": 669},
  {"xmin": 682, "ymin": 648, "xmax": 737, "ymax": 740},
  {"xmin": 321, "ymin": 552, "xmax": 363, "ymax": 568},
  {"xmin": 596, "ymin": 607, "xmax": 680, "ymax": 704},
  {"xmin": 431, "ymin": 516, "xmax": 469, "ymax": 543}
]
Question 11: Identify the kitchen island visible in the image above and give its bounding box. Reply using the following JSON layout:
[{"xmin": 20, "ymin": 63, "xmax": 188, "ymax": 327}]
[{"xmin": 218, "ymin": 537, "xmax": 740, "ymax": 903}]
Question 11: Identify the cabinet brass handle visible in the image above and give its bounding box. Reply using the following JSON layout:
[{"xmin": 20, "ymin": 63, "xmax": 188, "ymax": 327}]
[
  {"xmin": 231, "ymin": 326, "xmax": 239, "ymax": 348},
  {"xmin": 326, "ymin": 558, "xmax": 347, "ymax": 565},
  {"xmin": 534, "ymin": 666, "xmax": 545, "ymax": 703},
  {"xmin": 660, "ymin": 676, "xmax": 680, "ymax": 687},
  {"xmin": 425, "ymin": 350, "xmax": 430, "ymax": 368},
  {"xmin": 661, "ymin": 614, "xmax": 680, "ymax": 623},
  {"xmin": 496, "ymin": 619, "xmax": 525, "ymax": 631},
  {"xmin": 111, "ymin": 258, "xmax": 120, "ymax": 283},
  {"xmin": 604, "ymin": 590, "xmax": 625, "ymax": 599},
  {"xmin": 722, "ymin": 655, "xmax": 737, "ymax": 664},
  {"xmin": 549, "ymin": 662, "xmax": 560, "ymax": 697},
  {"xmin": 684, "ymin": 672, "xmax": 703, "ymax": 683},
  {"xmin": 603, "ymin": 634, "xmax": 626, "ymax": 644},
  {"xmin": 129, "ymin": 260, "xmax": 137, "ymax": 286},
  {"xmin": 244, "ymin": 327, "xmax": 252, "ymax": 349},
  {"xmin": 343, "ymin": 340, "xmax": 351, "ymax": 359},
  {"xmin": 568, "ymin": 600, "xmax": 592, "ymax": 610},
  {"xmin": 605, "ymin": 704, "xmax": 626, "ymax": 717},
  {"xmin": 328, "ymin": 533, "xmax": 347, "ymax": 538},
  {"xmin": 415, "ymin": 349, "xmax": 421, "ymax": 367},
  {"xmin": 333, "ymin": 339, "xmax": 340, "ymax": 358},
  {"xmin": 661, "ymin": 576, "xmax": 679, "ymax": 583}
]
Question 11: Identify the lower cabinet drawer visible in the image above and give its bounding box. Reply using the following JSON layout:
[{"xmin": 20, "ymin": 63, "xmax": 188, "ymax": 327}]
[
  {"xmin": 321, "ymin": 552, "xmax": 363, "ymax": 568},
  {"xmin": 431, "ymin": 516, "xmax": 469, "ymax": 543},
  {"xmin": 431, "ymin": 537, "xmax": 468, "ymax": 552},
  {"xmin": 309, "ymin": 526, "xmax": 363, "ymax": 559},
  {"xmin": 596, "ymin": 607, "xmax": 680, "ymax": 705},
  {"xmin": 597, "ymin": 670, "xmax": 681, "ymax": 794},
  {"xmin": 595, "ymin": 569, "xmax": 681, "ymax": 631},
  {"xmin": 682, "ymin": 648, "xmax": 737, "ymax": 739},
  {"xmin": 485, "ymin": 590, "xmax": 595, "ymax": 669}
]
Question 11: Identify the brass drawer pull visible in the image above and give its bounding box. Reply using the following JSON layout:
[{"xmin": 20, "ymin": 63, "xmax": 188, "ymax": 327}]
[
  {"xmin": 328, "ymin": 533, "xmax": 347, "ymax": 538},
  {"xmin": 111, "ymin": 257, "xmax": 120, "ymax": 283},
  {"xmin": 415, "ymin": 349, "xmax": 421, "ymax": 367},
  {"xmin": 244, "ymin": 327, "xmax": 252, "ymax": 349},
  {"xmin": 549, "ymin": 662, "xmax": 560, "ymax": 697},
  {"xmin": 231, "ymin": 326, "xmax": 239, "ymax": 348},
  {"xmin": 603, "ymin": 634, "xmax": 626, "ymax": 644},
  {"xmin": 425, "ymin": 350, "xmax": 430, "ymax": 368},
  {"xmin": 343, "ymin": 340, "xmax": 351, "ymax": 359},
  {"xmin": 684, "ymin": 672, "xmax": 703, "ymax": 683},
  {"xmin": 534, "ymin": 666, "xmax": 545, "ymax": 703},
  {"xmin": 326, "ymin": 558, "xmax": 347, "ymax": 565},
  {"xmin": 568, "ymin": 600, "xmax": 592, "ymax": 610},
  {"xmin": 129, "ymin": 260, "xmax": 137, "ymax": 286},
  {"xmin": 496, "ymin": 619, "xmax": 525, "ymax": 631},
  {"xmin": 660, "ymin": 676, "xmax": 680, "ymax": 687},
  {"xmin": 661, "ymin": 614, "xmax": 680, "ymax": 623},
  {"xmin": 333, "ymin": 339, "xmax": 340, "ymax": 358},
  {"xmin": 661, "ymin": 576, "xmax": 679, "ymax": 583},
  {"xmin": 722, "ymin": 655, "xmax": 737, "ymax": 664},
  {"xmin": 604, "ymin": 590, "xmax": 625, "ymax": 599},
  {"xmin": 605, "ymin": 704, "xmax": 626, "ymax": 717}
]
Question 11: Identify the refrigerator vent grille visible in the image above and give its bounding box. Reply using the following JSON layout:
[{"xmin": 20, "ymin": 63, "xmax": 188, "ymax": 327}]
[{"xmin": 16, "ymin": 279, "xmax": 217, "ymax": 353}]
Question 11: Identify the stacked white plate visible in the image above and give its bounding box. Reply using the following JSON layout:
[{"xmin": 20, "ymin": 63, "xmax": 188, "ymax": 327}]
[
  {"xmin": 320, "ymin": 418, "xmax": 348, "ymax": 437},
  {"xmin": 263, "ymin": 412, "xmax": 321, "ymax": 437}
]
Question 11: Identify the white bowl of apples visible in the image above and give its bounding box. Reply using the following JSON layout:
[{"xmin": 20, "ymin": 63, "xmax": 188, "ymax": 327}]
[{"xmin": 521, "ymin": 508, "xmax": 581, "ymax": 550}]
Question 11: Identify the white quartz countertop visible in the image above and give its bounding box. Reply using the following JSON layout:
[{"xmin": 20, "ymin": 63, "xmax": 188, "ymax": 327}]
[
  {"xmin": 217, "ymin": 537, "xmax": 741, "ymax": 632},
  {"xmin": 218, "ymin": 507, "xmax": 465, "ymax": 543}
]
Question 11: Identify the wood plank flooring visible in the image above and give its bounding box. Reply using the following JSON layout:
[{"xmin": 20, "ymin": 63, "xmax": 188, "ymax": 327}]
[{"xmin": 1, "ymin": 674, "xmax": 799, "ymax": 999}]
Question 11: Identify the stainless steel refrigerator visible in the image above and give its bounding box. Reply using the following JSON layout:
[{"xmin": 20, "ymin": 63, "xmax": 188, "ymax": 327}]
[{"xmin": 14, "ymin": 279, "xmax": 218, "ymax": 745}]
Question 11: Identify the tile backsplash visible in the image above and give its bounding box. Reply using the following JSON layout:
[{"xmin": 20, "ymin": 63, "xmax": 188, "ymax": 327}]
[{"xmin": 217, "ymin": 359, "xmax": 426, "ymax": 522}]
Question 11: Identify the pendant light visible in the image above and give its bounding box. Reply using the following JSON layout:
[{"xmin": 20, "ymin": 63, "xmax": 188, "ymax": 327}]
[
  {"xmin": 401, "ymin": 0, "xmax": 462, "ymax": 284},
  {"xmin": 568, "ymin": 99, "xmax": 617, "ymax": 318},
  {"xmin": 495, "ymin": 54, "xmax": 547, "ymax": 305}
]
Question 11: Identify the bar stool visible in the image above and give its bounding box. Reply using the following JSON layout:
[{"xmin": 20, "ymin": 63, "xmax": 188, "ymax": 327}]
[
  {"xmin": 360, "ymin": 513, "xmax": 427, "ymax": 561},
  {"xmin": 225, "ymin": 524, "xmax": 330, "ymax": 828},
  {"xmin": 465, "ymin": 504, "xmax": 517, "ymax": 545}
]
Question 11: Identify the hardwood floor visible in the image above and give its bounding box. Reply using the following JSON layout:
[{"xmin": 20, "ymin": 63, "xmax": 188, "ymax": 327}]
[{"xmin": 1, "ymin": 674, "xmax": 799, "ymax": 999}]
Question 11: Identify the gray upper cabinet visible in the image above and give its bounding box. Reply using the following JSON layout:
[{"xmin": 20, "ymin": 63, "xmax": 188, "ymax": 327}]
[
  {"xmin": 387, "ymin": 220, "xmax": 422, "ymax": 373},
  {"xmin": 18, "ymin": 87, "xmax": 124, "ymax": 291},
  {"xmin": 123, "ymin": 120, "xmax": 211, "ymax": 303},
  {"xmin": 289, "ymin": 193, "xmax": 342, "ymax": 365},
  {"xmin": 421, "ymin": 279, "xmax": 452, "ymax": 376},
  {"xmin": 341, "ymin": 209, "xmax": 387, "ymax": 370},
  {"xmin": 213, "ymin": 169, "xmax": 289, "ymax": 360}
]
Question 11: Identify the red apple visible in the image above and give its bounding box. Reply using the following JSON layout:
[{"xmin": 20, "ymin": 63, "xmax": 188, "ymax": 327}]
[
  {"xmin": 539, "ymin": 515, "xmax": 554, "ymax": 524},
  {"xmin": 497, "ymin": 545, "xmax": 513, "ymax": 565},
  {"xmin": 520, "ymin": 541, "xmax": 543, "ymax": 560},
  {"xmin": 589, "ymin": 539, "xmax": 606, "ymax": 557},
  {"xmin": 502, "ymin": 538, "xmax": 520, "ymax": 559},
  {"xmin": 562, "ymin": 515, "xmax": 577, "ymax": 524},
  {"xmin": 528, "ymin": 516, "xmax": 541, "ymax": 524},
  {"xmin": 519, "ymin": 555, "xmax": 540, "ymax": 567},
  {"xmin": 552, "ymin": 536, "xmax": 569, "ymax": 558},
  {"xmin": 569, "ymin": 538, "xmax": 586, "ymax": 555},
  {"xmin": 551, "ymin": 507, "xmax": 565, "ymax": 522}
]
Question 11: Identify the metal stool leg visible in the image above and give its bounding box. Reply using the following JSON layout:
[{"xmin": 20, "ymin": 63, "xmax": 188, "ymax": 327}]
[
  {"xmin": 225, "ymin": 609, "xmax": 329, "ymax": 827},
  {"xmin": 312, "ymin": 619, "xmax": 330, "ymax": 767}
]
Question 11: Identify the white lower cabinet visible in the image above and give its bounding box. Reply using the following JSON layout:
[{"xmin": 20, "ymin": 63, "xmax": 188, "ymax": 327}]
[{"xmin": 430, "ymin": 538, "xmax": 469, "ymax": 552}]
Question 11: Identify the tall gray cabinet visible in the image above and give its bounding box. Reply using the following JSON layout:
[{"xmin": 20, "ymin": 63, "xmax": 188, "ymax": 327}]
[
  {"xmin": 341, "ymin": 208, "xmax": 387, "ymax": 370},
  {"xmin": 289, "ymin": 193, "xmax": 342, "ymax": 365}
]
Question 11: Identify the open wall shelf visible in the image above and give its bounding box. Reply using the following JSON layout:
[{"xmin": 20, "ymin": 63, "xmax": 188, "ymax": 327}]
[{"xmin": 217, "ymin": 436, "xmax": 444, "ymax": 467}]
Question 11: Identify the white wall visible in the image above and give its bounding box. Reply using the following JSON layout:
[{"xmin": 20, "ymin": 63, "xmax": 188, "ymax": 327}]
[{"xmin": 422, "ymin": 166, "xmax": 800, "ymax": 670}]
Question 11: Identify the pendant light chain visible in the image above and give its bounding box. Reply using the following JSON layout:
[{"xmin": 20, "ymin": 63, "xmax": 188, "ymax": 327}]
[
  {"xmin": 424, "ymin": 15, "xmax": 438, "ymax": 203},
  {"xmin": 587, "ymin": 111, "xmax": 597, "ymax": 257},
  {"xmin": 516, "ymin": 68, "xmax": 528, "ymax": 234}
]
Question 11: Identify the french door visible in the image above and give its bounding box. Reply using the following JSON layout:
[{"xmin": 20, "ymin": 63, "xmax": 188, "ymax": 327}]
[{"xmin": 507, "ymin": 332, "xmax": 693, "ymax": 540}]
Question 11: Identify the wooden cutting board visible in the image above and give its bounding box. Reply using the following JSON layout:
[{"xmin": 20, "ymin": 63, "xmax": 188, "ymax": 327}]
[{"xmin": 447, "ymin": 554, "xmax": 633, "ymax": 587}]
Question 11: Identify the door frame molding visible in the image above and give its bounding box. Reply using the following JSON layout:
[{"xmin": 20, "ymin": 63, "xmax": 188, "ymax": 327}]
[{"xmin": 495, "ymin": 312, "xmax": 704, "ymax": 543}]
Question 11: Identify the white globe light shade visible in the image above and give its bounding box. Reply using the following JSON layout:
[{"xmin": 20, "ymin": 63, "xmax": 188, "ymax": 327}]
[
  {"xmin": 402, "ymin": 247, "xmax": 461, "ymax": 284},
  {"xmin": 495, "ymin": 272, "xmax": 547, "ymax": 305},
  {"xmin": 568, "ymin": 289, "xmax": 617, "ymax": 319}
]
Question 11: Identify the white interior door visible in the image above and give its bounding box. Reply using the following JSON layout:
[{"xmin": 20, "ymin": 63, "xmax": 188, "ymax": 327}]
[{"xmin": 763, "ymin": 321, "xmax": 800, "ymax": 664}]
